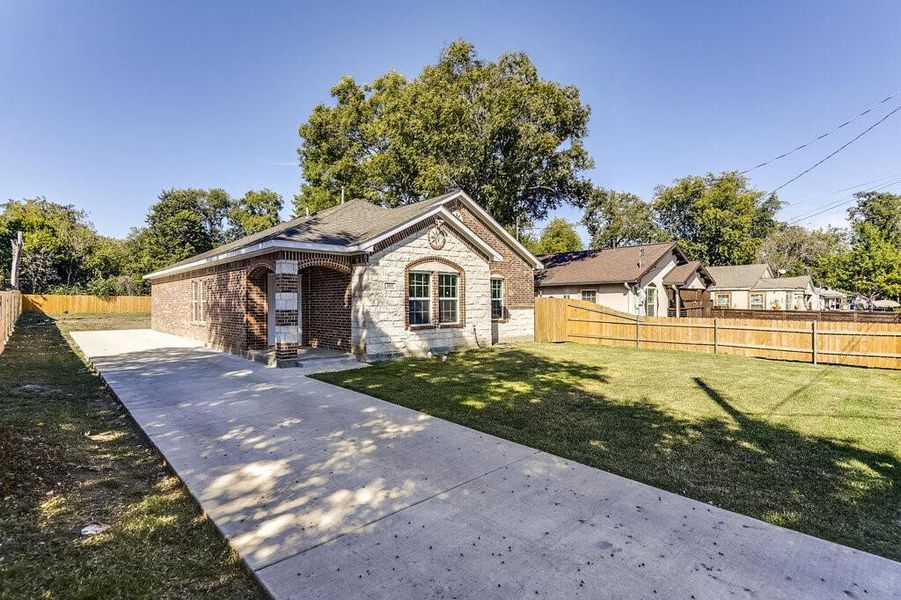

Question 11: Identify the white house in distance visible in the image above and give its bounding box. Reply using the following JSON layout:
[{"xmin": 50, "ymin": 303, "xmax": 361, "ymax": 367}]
[
  {"xmin": 537, "ymin": 242, "xmax": 714, "ymax": 317},
  {"xmin": 706, "ymin": 264, "xmax": 822, "ymax": 311}
]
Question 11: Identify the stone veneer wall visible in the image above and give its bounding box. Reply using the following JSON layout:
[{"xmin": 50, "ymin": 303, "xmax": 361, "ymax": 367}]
[
  {"xmin": 351, "ymin": 223, "xmax": 493, "ymax": 359},
  {"xmin": 447, "ymin": 200, "xmax": 536, "ymax": 342}
]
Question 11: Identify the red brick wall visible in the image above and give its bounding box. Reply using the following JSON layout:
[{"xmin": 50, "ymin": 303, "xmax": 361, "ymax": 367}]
[
  {"xmin": 301, "ymin": 266, "xmax": 352, "ymax": 351},
  {"xmin": 151, "ymin": 262, "xmax": 249, "ymax": 354},
  {"xmin": 448, "ymin": 200, "xmax": 536, "ymax": 309},
  {"xmin": 245, "ymin": 267, "xmax": 270, "ymax": 350}
]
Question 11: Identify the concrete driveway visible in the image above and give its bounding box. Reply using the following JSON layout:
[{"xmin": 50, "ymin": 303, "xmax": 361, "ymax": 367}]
[{"xmin": 71, "ymin": 329, "xmax": 899, "ymax": 599}]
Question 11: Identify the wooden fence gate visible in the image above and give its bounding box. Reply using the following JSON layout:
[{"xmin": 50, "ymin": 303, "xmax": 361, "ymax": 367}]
[{"xmin": 535, "ymin": 297, "xmax": 901, "ymax": 370}]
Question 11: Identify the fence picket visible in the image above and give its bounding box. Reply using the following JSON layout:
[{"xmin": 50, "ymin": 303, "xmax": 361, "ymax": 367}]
[
  {"xmin": 22, "ymin": 294, "xmax": 151, "ymax": 314},
  {"xmin": 534, "ymin": 297, "xmax": 900, "ymax": 370}
]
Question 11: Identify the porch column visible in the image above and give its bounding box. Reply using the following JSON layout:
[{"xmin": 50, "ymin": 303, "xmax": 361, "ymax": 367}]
[
  {"xmin": 274, "ymin": 259, "xmax": 299, "ymax": 365},
  {"xmin": 673, "ymin": 285, "xmax": 681, "ymax": 317}
]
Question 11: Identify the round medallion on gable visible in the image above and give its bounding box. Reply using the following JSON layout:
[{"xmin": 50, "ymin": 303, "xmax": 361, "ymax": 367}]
[{"xmin": 428, "ymin": 221, "xmax": 447, "ymax": 250}]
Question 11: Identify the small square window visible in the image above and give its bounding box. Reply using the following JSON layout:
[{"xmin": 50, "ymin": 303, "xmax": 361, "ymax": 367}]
[{"xmin": 581, "ymin": 290, "xmax": 597, "ymax": 303}]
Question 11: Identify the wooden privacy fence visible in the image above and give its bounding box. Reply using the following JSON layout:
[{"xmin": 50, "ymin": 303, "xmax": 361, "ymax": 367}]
[
  {"xmin": 1, "ymin": 291, "xmax": 22, "ymax": 354},
  {"xmin": 535, "ymin": 297, "xmax": 901, "ymax": 370},
  {"xmin": 23, "ymin": 294, "xmax": 151, "ymax": 314},
  {"xmin": 710, "ymin": 308, "xmax": 901, "ymax": 324}
]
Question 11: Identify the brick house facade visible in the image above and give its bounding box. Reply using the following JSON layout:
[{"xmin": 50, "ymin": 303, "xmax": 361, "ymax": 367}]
[{"xmin": 145, "ymin": 191, "xmax": 541, "ymax": 365}]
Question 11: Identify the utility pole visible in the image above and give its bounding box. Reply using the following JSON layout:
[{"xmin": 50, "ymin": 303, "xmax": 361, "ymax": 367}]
[{"xmin": 10, "ymin": 231, "xmax": 23, "ymax": 290}]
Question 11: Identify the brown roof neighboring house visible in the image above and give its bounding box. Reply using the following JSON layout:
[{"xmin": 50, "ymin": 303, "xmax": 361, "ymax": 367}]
[
  {"xmin": 537, "ymin": 242, "xmax": 684, "ymax": 287},
  {"xmin": 663, "ymin": 260, "xmax": 716, "ymax": 287}
]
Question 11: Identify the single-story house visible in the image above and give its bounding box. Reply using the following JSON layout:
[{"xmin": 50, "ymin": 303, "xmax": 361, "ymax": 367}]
[
  {"xmin": 813, "ymin": 287, "xmax": 848, "ymax": 311},
  {"xmin": 706, "ymin": 264, "xmax": 820, "ymax": 310},
  {"xmin": 536, "ymin": 242, "xmax": 714, "ymax": 317},
  {"xmin": 144, "ymin": 190, "xmax": 541, "ymax": 365}
]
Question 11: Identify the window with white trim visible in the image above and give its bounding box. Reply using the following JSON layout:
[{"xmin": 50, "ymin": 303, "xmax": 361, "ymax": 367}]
[
  {"xmin": 644, "ymin": 285, "xmax": 658, "ymax": 316},
  {"xmin": 438, "ymin": 273, "xmax": 459, "ymax": 324},
  {"xmin": 792, "ymin": 293, "xmax": 805, "ymax": 310},
  {"xmin": 490, "ymin": 278, "xmax": 504, "ymax": 320},
  {"xmin": 714, "ymin": 293, "xmax": 730, "ymax": 308},
  {"xmin": 581, "ymin": 289, "xmax": 597, "ymax": 303},
  {"xmin": 750, "ymin": 293, "xmax": 765, "ymax": 309},
  {"xmin": 408, "ymin": 272, "xmax": 431, "ymax": 325},
  {"xmin": 191, "ymin": 279, "xmax": 210, "ymax": 323}
]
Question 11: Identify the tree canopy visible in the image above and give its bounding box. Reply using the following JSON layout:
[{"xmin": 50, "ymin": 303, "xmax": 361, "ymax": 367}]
[
  {"xmin": 227, "ymin": 188, "xmax": 284, "ymax": 241},
  {"xmin": 533, "ymin": 218, "xmax": 583, "ymax": 255},
  {"xmin": 653, "ymin": 172, "xmax": 781, "ymax": 265},
  {"xmin": 0, "ymin": 198, "xmax": 144, "ymax": 294},
  {"xmin": 757, "ymin": 224, "xmax": 847, "ymax": 280},
  {"xmin": 582, "ymin": 188, "xmax": 666, "ymax": 249},
  {"xmin": 844, "ymin": 191, "xmax": 901, "ymax": 301},
  {"xmin": 296, "ymin": 40, "xmax": 594, "ymax": 226}
]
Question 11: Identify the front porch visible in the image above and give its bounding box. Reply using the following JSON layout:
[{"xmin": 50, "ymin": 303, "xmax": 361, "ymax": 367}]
[{"xmin": 244, "ymin": 256, "xmax": 358, "ymax": 367}]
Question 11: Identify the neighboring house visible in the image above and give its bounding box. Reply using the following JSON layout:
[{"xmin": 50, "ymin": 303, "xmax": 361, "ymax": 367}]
[
  {"xmin": 707, "ymin": 264, "xmax": 820, "ymax": 310},
  {"xmin": 144, "ymin": 190, "xmax": 541, "ymax": 365},
  {"xmin": 813, "ymin": 287, "xmax": 848, "ymax": 311},
  {"xmin": 536, "ymin": 242, "xmax": 714, "ymax": 317}
]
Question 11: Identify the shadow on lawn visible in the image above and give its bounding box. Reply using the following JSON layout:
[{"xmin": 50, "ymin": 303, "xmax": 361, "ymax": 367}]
[{"xmin": 322, "ymin": 348, "xmax": 900, "ymax": 560}]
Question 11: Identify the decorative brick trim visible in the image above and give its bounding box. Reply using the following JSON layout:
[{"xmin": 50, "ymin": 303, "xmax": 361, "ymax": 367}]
[
  {"xmin": 280, "ymin": 251, "xmax": 355, "ymax": 273},
  {"xmin": 373, "ymin": 216, "xmax": 493, "ymax": 264},
  {"xmin": 403, "ymin": 256, "xmax": 466, "ymax": 330}
]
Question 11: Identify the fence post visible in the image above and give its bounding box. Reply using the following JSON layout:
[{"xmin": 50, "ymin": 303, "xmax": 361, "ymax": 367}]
[
  {"xmin": 635, "ymin": 315, "xmax": 641, "ymax": 348},
  {"xmin": 811, "ymin": 320, "xmax": 818, "ymax": 365},
  {"xmin": 713, "ymin": 317, "xmax": 719, "ymax": 354}
]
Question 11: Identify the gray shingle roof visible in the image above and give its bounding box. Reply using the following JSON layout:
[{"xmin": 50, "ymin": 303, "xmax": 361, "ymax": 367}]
[
  {"xmin": 754, "ymin": 275, "xmax": 813, "ymax": 290},
  {"xmin": 157, "ymin": 192, "xmax": 459, "ymax": 272},
  {"xmin": 707, "ymin": 264, "xmax": 772, "ymax": 289}
]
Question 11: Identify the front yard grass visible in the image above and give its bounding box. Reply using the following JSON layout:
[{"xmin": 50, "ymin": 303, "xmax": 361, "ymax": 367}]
[
  {"xmin": 0, "ymin": 313, "xmax": 262, "ymax": 599},
  {"xmin": 314, "ymin": 342, "xmax": 901, "ymax": 561}
]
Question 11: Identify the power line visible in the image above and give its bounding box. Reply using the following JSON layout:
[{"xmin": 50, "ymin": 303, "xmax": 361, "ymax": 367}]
[
  {"xmin": 758, "ymin": 102, "xmax": 901, "ymax": 199},
  {"xmin": 787, "ymin": 176, "xmax": 901, "ymax": 224},
  {"xmin": 741, "ymin": 88, "xmax": 901, "ymax": 174},
  {"xmin": 782, "ymin": 171, "xmax": 901, "ymax": 208}
]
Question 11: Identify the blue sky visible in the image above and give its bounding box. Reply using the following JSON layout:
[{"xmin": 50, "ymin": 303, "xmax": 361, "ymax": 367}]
[{"xmin": 2, "ymin": 1, "xmax": 900, "ymax": 242}]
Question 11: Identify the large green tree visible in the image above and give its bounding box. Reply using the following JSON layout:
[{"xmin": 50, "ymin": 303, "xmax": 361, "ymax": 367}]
[
  {"xmin": 0, "ymin": 198, "xmax": 141, "ymax": 294},
  {"xmin": 296, "ymin": 40, "xmax": 594, "ymax": 226},
  {"xmin": 582, "ymin": 188, "xmax": 666, "ymax": 249},
  {"xmin": 845, "ymin": 191, "xmax": 901, "ymax": 302},
  {"xmin": 533, "ymin": 218, "xmax": 583, "ymax": 255},
  {"xmin": 653, "ymin": 172, "xmax": 781, "ymax": 265},
  {"xmin": 757, "ymin": 224, "xmax": 847, "ymax": 280},
  {"xmin": 141, "ymin": 189, "xmax": 219, "ymax": 271},
  {"xmin": 227, "ymin": 189, "xmax": 283, "ymax": 241}
]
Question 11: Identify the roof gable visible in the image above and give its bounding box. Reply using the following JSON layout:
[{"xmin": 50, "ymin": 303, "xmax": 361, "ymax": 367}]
[
  {"xmin": 145, "ymin": 191, "xmax": 538, "ymax": 279},
  {"xmin": 707, "ymin": 264, "xmax": 772, "ymax": 289},
  {"xmin": 537, "ymin": 243, "xmax": 680, "ymax": 287}
]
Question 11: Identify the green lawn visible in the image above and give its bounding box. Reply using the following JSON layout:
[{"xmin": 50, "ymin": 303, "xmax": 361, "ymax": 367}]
[
  {"xmin": 315, "ymin": 342, "xmax": 901, "ymax": 560},
  {"xmin": 0, "ymin": 313, "xmax": 263, "ymax": 599}
]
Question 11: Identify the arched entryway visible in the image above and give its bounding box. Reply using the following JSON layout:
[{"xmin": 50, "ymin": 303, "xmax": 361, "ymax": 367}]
[
  {"xmin": 298, "ymin": 263, "xmax": 353, "ymax": 352},
  {"xmin": 245, "ymin": 264, "xmax": 275, "ymax": 351}
]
